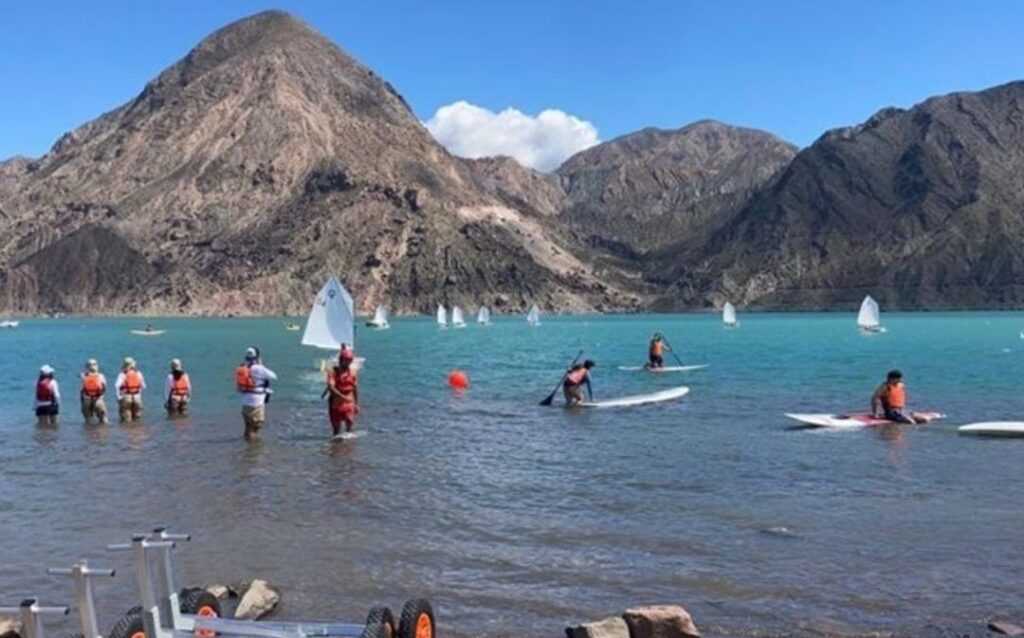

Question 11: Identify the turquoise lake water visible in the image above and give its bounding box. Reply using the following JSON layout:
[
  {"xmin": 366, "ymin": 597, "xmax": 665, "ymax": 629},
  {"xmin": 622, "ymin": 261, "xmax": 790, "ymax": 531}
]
[{"xmin": 1, "ymin": 313, "xmax": 1024, "ymax": 636}]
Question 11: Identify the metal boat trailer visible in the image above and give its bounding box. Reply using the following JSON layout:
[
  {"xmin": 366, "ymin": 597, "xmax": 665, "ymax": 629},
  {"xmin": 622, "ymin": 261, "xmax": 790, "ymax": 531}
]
[{"xmin": 3, "ymin": 528, "xmax": 434, "ymax": 638}]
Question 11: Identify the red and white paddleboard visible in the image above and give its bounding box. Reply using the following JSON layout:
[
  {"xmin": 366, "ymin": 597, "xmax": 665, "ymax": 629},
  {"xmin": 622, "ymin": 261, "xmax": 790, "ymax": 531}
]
[{"xmin": 785, "ymin": 411, "xmax": 945, "ymax": 429}]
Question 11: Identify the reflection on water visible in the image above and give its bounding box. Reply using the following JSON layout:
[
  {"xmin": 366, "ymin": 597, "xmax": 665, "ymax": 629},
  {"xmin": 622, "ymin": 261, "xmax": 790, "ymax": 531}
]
[{"xmin": 1, "ymin": 314, "xmax": 1024, "ymax": 637}]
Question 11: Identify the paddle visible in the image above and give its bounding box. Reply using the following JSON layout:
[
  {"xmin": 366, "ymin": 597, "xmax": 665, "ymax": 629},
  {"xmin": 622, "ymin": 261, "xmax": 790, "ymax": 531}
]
[
  {"xmin": 662, "ymin": 336, "xmax": 686, "ymax": 367},
  {"xmin": 540, "ymin": 350, "xmax": 583, "ymax": 406}
]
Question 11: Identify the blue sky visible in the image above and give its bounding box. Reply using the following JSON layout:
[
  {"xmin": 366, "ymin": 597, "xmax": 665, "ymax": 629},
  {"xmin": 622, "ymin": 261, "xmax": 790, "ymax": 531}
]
[{"xmin": 2, "ymin": 0, "xmax": 1023, "ymax": 163}]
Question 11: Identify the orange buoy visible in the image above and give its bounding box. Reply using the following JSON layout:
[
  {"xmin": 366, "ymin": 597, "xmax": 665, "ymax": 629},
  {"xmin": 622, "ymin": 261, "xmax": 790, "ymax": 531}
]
[{"xmin": 448, "ymin": 370, "xmax": 469, "ymax": 390}]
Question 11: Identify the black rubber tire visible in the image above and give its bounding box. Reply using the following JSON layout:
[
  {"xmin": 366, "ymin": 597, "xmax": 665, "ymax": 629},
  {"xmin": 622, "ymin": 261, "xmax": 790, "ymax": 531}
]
[
  {"xmin": 361, "ymin": 622, "xmax": 389, "ymax": 638},
  {"xmin": 398, "ymin": 599, "xmax": 435, "ymax": 638},
  {"xmin": 107, "ymin": 609, "xmax": 146, "ymax": 638},
  {"xmin": 365, "ymin": 607, "xmax": 396, "ymax": 638},
  {"xmin": 179, "ymin": 588, "xmax": 222, "ymax": 617}
]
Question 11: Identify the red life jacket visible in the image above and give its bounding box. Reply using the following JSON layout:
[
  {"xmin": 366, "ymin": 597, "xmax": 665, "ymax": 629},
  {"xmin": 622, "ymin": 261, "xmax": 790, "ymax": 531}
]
[
  {"xmin": 331, "ymin": 368, "xmax": 357, "ymax": 400},
  {"xmin": 236, "ymin": 364, "xmax": 264, "ymax": 393},
  {"xmin": 650, "ymin": 340, "xmax": 664, "ymax": 357},
  {"xmin": 36, "ymin": 379, "xmax": 55, "ymax": 403},
  {"xmin": 885, "ymin": 382, "xmax": 906, "ymax": 409}
]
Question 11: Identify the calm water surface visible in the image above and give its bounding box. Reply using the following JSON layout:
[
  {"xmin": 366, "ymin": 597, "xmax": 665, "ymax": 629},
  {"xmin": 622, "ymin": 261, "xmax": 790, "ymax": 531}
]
[{"xmin": 1, "ymin": 313, "xmax": 1023, "ymax": 637}]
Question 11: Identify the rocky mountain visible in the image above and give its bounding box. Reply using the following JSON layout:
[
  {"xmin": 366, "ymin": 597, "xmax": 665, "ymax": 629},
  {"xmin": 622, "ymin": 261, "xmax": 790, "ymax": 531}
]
[
  {"xmin": 555, "ymin": 122, "xmax": 797, "ymax": 260},
  {"xmin": 0, "ymin": 10, "xmax": 637, "ymax": 315},
  {"xmin": 659, "ymin": 81, "xmax": 1024, "ymax": 309}
]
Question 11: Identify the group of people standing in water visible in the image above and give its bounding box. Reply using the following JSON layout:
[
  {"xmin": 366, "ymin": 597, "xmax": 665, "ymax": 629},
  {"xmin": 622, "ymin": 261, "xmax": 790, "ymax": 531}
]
[{"xmin": 33, "ymin": 343, "xmax": 361, "ymax": 442}]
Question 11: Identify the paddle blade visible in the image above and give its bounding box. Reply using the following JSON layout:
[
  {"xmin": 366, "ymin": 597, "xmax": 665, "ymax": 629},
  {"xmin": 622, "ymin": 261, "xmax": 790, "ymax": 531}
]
[{"xmin": 539, "ymin": 392, "xmax": 556, "ymax": 406}]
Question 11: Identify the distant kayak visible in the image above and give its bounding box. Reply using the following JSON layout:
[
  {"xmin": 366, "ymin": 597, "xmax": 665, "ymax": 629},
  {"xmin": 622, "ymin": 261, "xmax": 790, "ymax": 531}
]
[
  {"xmin": 285, "ymin": 323, "xmax": 301, "ymax": 331},
  {"xmin": 130, "ymin": 329, "xmax": 166, "ymax": 336},
  {"xmin": 577, "ymin": 386, "xmax": 689, "ymax": 409},
  {"xmin": 618, "ymin": 364, "xmax": 707, "ymax": 373},
  {"xmin": 958, "ymin": 422, "xmax": 1024, "ymax": 437},
  {"xmin": 785, "ymin": 411, "xmax": 944, "ymax": 429}
]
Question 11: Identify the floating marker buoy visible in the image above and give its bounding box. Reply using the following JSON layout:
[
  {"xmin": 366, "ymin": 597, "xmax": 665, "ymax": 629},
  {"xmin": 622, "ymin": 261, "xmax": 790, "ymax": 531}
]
[{"xmin": 448, "ymin": 370, "xmax": 469, "ymax": 390}]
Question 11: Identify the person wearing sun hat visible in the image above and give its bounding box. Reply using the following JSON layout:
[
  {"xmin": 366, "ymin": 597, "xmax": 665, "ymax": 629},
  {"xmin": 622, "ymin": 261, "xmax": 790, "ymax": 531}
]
[
  {"xmin": 34, "ymin": 364, "xmax": 60, "ymax": 426},
  {"xmin": 80, "ymin": 358, "xmax": 108, "ymax": 425},
  {"xmin": 235, "ymin": 346, "xmax": 277, "ymax": 441},
  {"xmin": 165, "ymin": 358, "xmax": 191, "ymax": 417},
  {"xmin": 115, "ymin": 357, "xmax": 147, "ymax": 422}
]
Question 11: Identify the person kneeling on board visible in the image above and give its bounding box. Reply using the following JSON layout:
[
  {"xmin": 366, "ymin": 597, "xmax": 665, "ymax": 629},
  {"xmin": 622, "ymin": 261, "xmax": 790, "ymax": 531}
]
[
  {"xmin": 80, "ymin": 359, "xmax": 108, "ymax": 425},
  {"xmin": 237, "ymin": 346, "xmax": 277, "ymax": 441},
  {"xmin": 871, "ymin": 369, "xmax": 923, "ymax": 424},
  {"xmin": 116, "ymin": 357, "xmax": 146, "ymax": 422},
  {"xmin": 165, "ymin": 358, "xmax": 191, "ymax": 417},
  {"xmin": 35, "ymin": 364, "xmax": 60, "ymax": 426},
  {"xmin": 563, "ymin": 360, "xmax": 596, "ymax": 407},
  {"xmin": 647, "ymin": 333, "xmax": 668, "ymax": 369},
  {"xmin": 326, "ymin": 349, "xmax": 359, "ymax": 437}
]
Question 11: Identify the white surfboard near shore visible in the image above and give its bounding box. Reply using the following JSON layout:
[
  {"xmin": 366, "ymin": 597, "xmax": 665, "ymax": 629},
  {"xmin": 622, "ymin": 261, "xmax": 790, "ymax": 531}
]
[
  {"xmin": 958, "ymin": 422, "xmax": 1024, "ymax": 437},
  {"xmin": 577, "ymin": 386, "xmax": 690, "ymax": 409},
  {"xmin": 618, "ymin": 365, "xmax": 708, "ymax": 373}
]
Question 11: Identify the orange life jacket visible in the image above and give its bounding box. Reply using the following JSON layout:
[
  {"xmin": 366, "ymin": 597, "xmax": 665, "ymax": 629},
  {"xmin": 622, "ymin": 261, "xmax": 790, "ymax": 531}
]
[
  {"xmin": 650, "ymin": 340, "xmax": 664, "ymax": 357},
  {"xmin": 170, "ymin": 373, "xmax": 190, "ymax": 397},
  {"xmin": 885, "ymin": 382, "xmax": 906, "ymax": 409},
  {"xmin": 566, "ymin": 367, "xmax": 588, "ymax": 385},
  {"xmin": 235, "ymin": 364, "xmax": 263, "ymax": 393},
  {"xmin": 122, "ymin": 370, "xmax": 143, "ymax": 394},
  {"xmin": 82, "ymin": 373, "xmax": 104, "ymax": 398},
  {"xmin": 36, "ymin": 379, "xmax": 55, "ymax": 403}
]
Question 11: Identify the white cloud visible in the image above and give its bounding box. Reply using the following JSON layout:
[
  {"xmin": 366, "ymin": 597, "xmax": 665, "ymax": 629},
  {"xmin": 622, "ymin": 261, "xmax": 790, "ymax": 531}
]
[{"xmin": 425, "ymin": 100, "xmax": 599, "ymax": 172}]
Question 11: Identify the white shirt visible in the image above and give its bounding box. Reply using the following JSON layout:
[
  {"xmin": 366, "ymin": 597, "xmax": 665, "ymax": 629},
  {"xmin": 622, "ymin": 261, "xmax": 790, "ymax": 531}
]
[
  {"xmin": 115, "ymin": 370, "xmax": 147, "ymax": 399},
  {"xmin": 165, "ymin": 373, "xmax": 191, "ymax": 399},
  {"xmin": 239, "ymin": 363, "xmax": 277, "ymax": 407},
  {"xmin": 35, "ymin": 379, "xmax": 60, "ymax": 407}
]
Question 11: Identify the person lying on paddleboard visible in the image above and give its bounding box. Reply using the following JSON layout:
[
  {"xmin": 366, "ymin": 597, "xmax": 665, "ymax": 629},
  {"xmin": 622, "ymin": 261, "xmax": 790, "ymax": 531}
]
[
  {"xmin": 646, "ymin": 333, "xmax": 668, "ymax": 369},
  {"xmin": 326, "ymin": 349, "xmax": 359, "ymax": 437},
  {"xmin": 563, "ymin": 360, "xmax": 595, "ymax": 406},
  {"xmin": 871, "ymin": 369, "xmax": 923, "ymax": 424}
]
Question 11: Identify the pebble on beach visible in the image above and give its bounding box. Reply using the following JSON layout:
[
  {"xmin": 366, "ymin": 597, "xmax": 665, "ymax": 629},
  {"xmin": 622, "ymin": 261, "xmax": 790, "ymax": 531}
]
[
  {"xmin": 234, "ymin": 579, "xmax": 281, "ymax": 620},
  {"xmin": 565, "ymin": 616, "xmax": 630, "ymax": 638},
  {"xmin": 622, "ymin": 605, "xmax": 700, "ymax": 638},
  {"xmin": 205, "ymin": 584, "xmax": 238, "ymax": 600}
]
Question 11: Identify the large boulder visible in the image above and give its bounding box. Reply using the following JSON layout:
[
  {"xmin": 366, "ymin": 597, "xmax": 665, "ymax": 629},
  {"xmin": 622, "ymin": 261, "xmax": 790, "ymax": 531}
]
[
  {"xmin": 622, "ymin": 605, "xmax": 700, "ymax": 638},
  {"xmin": 566, "ymin": 617, "xmax": 630, "ymax": 638},
  {"xmin": 234, "ymin": 580, "xmax": 280, "ymax": 620},
  {"xmin": 0, "ymin": 616, "xmax": 22, "ymax": 638}
]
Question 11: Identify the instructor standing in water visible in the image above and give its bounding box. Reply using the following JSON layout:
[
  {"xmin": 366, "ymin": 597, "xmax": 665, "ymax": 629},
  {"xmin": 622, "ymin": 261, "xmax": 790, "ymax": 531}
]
[
  {"xmin": 115, "ymin": 357, "xmax": 146, "ymax": 422},
  {"xmin": 236, "ymin": 347, "xmax": 277, "ymax": 441},
  {"xmin": 326, "ymin": 349, "xmax": 359, "ymax": 437},
  {"xmin": 35, "ymin": 365, "xmax": 60, "ymax": 426}
]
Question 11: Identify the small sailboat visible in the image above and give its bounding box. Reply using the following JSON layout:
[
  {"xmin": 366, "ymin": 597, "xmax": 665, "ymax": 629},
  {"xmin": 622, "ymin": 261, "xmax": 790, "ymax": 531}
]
[
  {"xmin": 367, "ymin": 305, "xmax": 390, "ymax": 330},
  {"xmin": 437, "ymin": 304, "xmax": 448, "ymax": 328},
  {"xmin": 857, "ymin": 295, "xmax": 886, "ymax": 333},
  {"xmin": 452, "ymin": 306, "xmax": 467, "ymax": 328},
  {"xmin": 526, "ymin": 304, "xmax": 540, "ymax": 326},
  {"xmin": 722, "ymin": 302, "xmax": 738, "ymax": 328},
  {"xmin": 302, "ymin": 276, "xmax": 362, "ymax": 369},
  {"xmin": 0, "ymin": 320, "xmax": 19, "ymax": 329},
  {"xmin": 477, "ymin": 306, "xmax": 491, "ymax": 325}
]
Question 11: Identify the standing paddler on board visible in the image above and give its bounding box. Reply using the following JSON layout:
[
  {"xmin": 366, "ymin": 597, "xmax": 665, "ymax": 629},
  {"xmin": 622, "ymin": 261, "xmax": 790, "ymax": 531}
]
[
  {"xmin": 646, "ymin": 333, "xmax": 667, "ymax": 369},
  {"xmin": 326, "ymin": 346, "xmax": 359, "ymax": 437}
]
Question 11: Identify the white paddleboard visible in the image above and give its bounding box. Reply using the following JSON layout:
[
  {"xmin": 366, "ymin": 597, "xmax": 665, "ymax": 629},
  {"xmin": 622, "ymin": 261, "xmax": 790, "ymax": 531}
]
[
  {"xmin": 577, "ymin": 386, "xmax": 689, "ymax": 409},
  {"xmin": 958, "ymin": 422, "xmax": 1024, "ymax": 437},
  {"xmin": 785, "ymin": 411, "xmax": 944, "ymax": 429},
  {"xmin": 130, "ymin": 330, "xmax": 166, "ymax": 336},
  {"xmin": 618, "ymin": 364, "xmax": 708, "ymax": 373}
]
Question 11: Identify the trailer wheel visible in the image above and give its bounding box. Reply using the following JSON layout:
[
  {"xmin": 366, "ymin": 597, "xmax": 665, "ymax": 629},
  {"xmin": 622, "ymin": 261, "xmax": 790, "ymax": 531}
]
[
  {"xmin": 180, "ymin": 588, "xmax": 221, "ymax": 637},
  {"xmin": 361, "ymin": 622, "xmax": 389, "ymax": 638},
  {"xmin": 107, "ymin": 609, "xmax": 146, "ymax": 638},
  {"xmin": 365, "ymin": 607, "xmax": 396, "ymax": 638},
  {"xmin": 398, "ymin": 599, "xmax": 434, "ymax": 638}
]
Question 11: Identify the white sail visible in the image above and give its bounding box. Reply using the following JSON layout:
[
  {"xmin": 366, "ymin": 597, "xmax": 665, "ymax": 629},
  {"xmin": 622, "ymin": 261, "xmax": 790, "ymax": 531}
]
[
  {"xmin": 478, "ymin": 306, "xmax": 491, "ymax": 324},
  {"xmin": 370, "ymin": 305, "xmax": 389, "ymax": 329},
  {"xmin": 526, "ymin": 304, "xmax": 540, "ymax": 325},
  {"xmin": 857, "ymin": 295, "xmax": 882, "ymax": 330},
  {"xmin": 452, "ymin": 306, "xmax": 466, "ymax": 327},
  {"xmin": 302, "ymin": 276, "xmax": 355, "ymax": 351},
  {"xmin": 437, "ymin": 304, "xmax": 448, "ymax": 327},
  {"xmin": 723, "ymin": 302, "xmax": 737, "ymax": 327}
]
